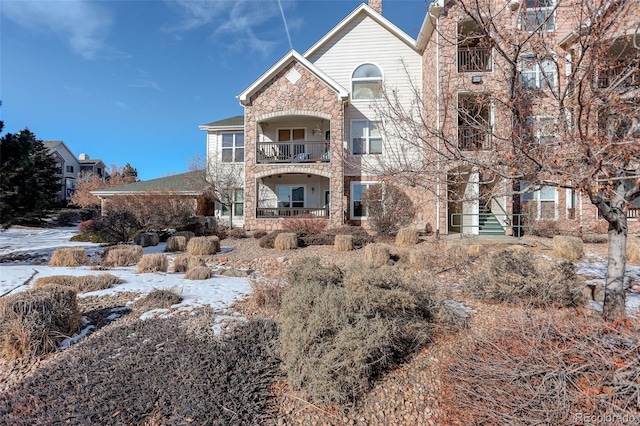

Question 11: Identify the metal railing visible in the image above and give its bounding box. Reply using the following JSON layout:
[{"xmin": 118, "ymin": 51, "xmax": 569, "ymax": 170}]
[
  {"xmin": 256, "ymin": 207, "xmax": 329, "ymax": 218},
  {"xmin": 628, "ymin": 207, "xmax": 640, "ymax": 219},
  {"xmin": 450, "ymin": 212, "xmax": 530, "ymax": 238},
  {"xmin": 458, "ymin": 126, "xmax": 491, "ymax": 151},
  {"xmin": 458, "ymin": 47, "xmax": 492, "ymax": 72},
  {"xmin": 257, "ymin": 141, "xmax": 331, "ymax": 164},
  {"xmin": 597, "ymin": 60, "xmax": 640, "ymax": 88}
]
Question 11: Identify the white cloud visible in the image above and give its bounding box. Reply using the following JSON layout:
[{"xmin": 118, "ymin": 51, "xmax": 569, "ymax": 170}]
[
  {"xmin": 2, "ymin": 0, "xmax": 115, "ymax": 60},
  {"xmin": 128, "ymin": 79, "xmax": 164, "ymax": 92}
]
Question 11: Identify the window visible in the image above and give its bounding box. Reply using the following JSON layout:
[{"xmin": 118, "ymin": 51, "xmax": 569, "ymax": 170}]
[
  {"xmin": 522, "ymin": 0, "xmax": 555, "ymax": 31},
  {"xmin": 221, "ymin": 189, "xmax": 244, "ymax": 217},
  {"xmin": 277, "ymin": 128, "xmax": 305, "ymax": 159},
  {"xmin": 352, "ymin": 64, "xmax": 382, "ymax": 100},
  {"xmin": 520, "ymin": 56, "xmax": 556, "ymax": 90},
  {"xmin": 351, "ymin": 181, "xmax": 381, "ymax": 219},
  {"xmin": 526, "ymin": 116, "xmax": 556, "ymax": 144},
  {"xmin": 221, "ymin": 133, "xmax": 245, "ymax": 163},
  {"xmin": 65, "ymin": 165, "xmax": 74, "ymax": 173},
  {"xmin": 566, "ymin": 188, "xmax": 576, "ymax": 220},
  {"xmin": 277, "ymin": 186, "xmax": 305, "ymax": 208},
  {"xmin": 520, "ymin": 182, "xmax": 558, "ymax": 220},
  {"xmin": 351, "ymin": 120, "xmax": 382, "ymax": 155}
]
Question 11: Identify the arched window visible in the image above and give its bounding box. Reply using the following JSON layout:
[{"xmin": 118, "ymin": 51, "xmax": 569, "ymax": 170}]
[{"xmin": 352, "ymin": 64, "xmax": 382, "ymax": 100}]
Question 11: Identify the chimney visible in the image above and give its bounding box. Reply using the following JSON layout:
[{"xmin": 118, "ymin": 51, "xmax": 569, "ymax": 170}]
[
  {"xmin": 368, "ymin": 0, "xmax": 382, "ymax": 14},
  {"xmin": 79, "ymin": 153, "xmax": 90, "ymax": 160}
]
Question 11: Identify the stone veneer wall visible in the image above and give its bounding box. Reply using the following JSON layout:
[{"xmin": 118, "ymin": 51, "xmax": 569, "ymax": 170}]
[{"xmin": 243, "ymin": 60, "xmax": 345, "ymax": 231}]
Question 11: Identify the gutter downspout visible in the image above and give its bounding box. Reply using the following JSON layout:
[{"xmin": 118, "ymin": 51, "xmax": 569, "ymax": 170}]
[{"xmin": 433, "ymin": 8, "xmax": 442, "ymax": 236}]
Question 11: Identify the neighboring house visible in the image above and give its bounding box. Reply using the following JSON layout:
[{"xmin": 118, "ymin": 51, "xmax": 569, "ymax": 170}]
[
  {"xmin": 78, "ymin": 153, "xmax": 107, "ymax": 178},
  {"xmin": 44, "ymin": 140, "xmax": 80, "ymax": 203}
]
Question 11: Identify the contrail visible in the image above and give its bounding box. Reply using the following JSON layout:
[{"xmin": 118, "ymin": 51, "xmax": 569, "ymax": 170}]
[{"xmin": 277, "ymin": 0, "xmax": 293, "ymax": 50}]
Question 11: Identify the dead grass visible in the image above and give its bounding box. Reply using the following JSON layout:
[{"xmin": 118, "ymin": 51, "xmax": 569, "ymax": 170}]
[
  {"xmin": 172, "ymin": 255, "xmax": 205, "ymax": 273},
  {"xmin": 334, "ymin": 234, "xmax": 354, "ymax": 252},
  {"xmin": 49, "ymin": 248, "xmax": 87, "ymax": 267},
  {"xmin": 103, "ymin": 244, "xmax": 143, "ymax": 267},
  {"xmin": 186, "ymin": 236, "xmax": 220, "ymax": 255},
  {"xmin": 395, "ymin": 227, "xmax": 419, "ymax": 246},
  {"xmin": 0, "ymin": 285, "xmax": 80, "ymax": 360},
  {"xmin": 553, "ymin": 235, "xmax": 584, "ymax": 261},
  {"xmin": 363, "ymin": 243, "xmax": 390, "ymax": 267},
  {"xmin": 237, "ymin": 278, "xmax": 289, "ymax": 318},
  {"xmin": 34, "ymin": 274, "xmax": 121, "ymax": 293},
  {"xmin": 627, "ymin": 242, "xmax": 640, "ymax": 265},
  {"xmin": 184, "ymin": 266, "xmax": 212, "ymax": 280},
  {"xmin": 165, "ymin": 235, "xmax": 187, "ymax": 252},
  {"xmin": 274, "ymin": 233, "xmax": 298, "ymax": 250},
  {"xmin": 135, "ymin": 254, "xmax": 169, "ymax": 274},
  {"xmin": 135, "ymin": 288, "xmax": 182, "ymax": 310}
]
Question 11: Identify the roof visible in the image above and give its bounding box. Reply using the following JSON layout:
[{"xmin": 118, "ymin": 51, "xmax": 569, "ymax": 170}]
[
  {"xmin": 91, "ymin": 171, "xmax": 205, "ymax": 197},
  {"xmin": 304, "ymin": 3, "xmax": 422, "ymax": 57},
  {"xmin": 199, "ymin": 115, "xmax": 244, "ymax": 131},
  {"xmin": 237, "ymin": 50, "xmax": 349, "ymax": 105},
  {"xmin": 416, "ymin": 0, "xmax": 446, "ymax": 50}
]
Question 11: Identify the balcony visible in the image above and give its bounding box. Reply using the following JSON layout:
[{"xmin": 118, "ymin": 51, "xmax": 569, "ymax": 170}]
[
  {"xmin": 257, "ymin": 141, "xmax": 331, "ymax": 164},
  {"xmin": 458, "ymin": 47, "xmax": 492, "ymax": 73},
  {"xmin": 597, "ymin": 59, "xmax": 640, "ymax": 89},
  {"xmin": 256, "ymin": 207, "xmax": 329, "ymax": 218},
  {"xmin": 458, "ymin": 126, "xmax": 491, "ymax": 151}
]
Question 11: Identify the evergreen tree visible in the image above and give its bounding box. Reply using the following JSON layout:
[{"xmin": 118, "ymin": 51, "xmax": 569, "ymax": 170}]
[{"xmin": 0, "ymin": 127, "xmax": 59, "ymax": 224}]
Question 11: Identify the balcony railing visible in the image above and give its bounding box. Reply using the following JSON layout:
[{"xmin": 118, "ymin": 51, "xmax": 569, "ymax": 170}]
[
  {"xmin": 256, "ymin": 207, "xmax": 329, "ymax": 218},
  {"xmin": 628, "ymin": 207, "xmax": 640, "ymax": 219},
  {"xmin": 597, "ymin": 60, "xmax": 640, "ymax": 88},
  {"xmin": 458, "ymin": 47, "xmax": 492, "ymax": 73},
  {"xmin": 257, "ymin": 141, "xmax": 330, "ymax": 164},
  {"xmin": 458, "ymin": 125, "xmax": 491, "ymax": 151}
]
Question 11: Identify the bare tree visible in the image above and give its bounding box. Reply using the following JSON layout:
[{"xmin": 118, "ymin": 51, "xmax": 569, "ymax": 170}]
[
  {"xmin": 70, "ymin": 164, "xmax": 137, "ymax": 208},
  {"xmin": 368, "ymin": 0, "xmax": 639, "ymax": 320}
]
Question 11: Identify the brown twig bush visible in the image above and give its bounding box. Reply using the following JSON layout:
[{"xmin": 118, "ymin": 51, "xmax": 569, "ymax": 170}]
[
  {"xmin": 363, "ymin": 243, "xmax": 390, "ymax": 267},
  {"xmin": 279, "ymin": 257, "xmax": 449, "ymax": 405},
  {"xmin": 165, "ymin": 235, "xmax": 187, "ymax": 252},
  {"xmin": 280, "ymin": 214, "xmax": 328, "ymax": 235},
  {"xmin": 0, "ymin": 285, "xmax": 80, "ymax": 360},
  {"xmin": 184, "ymin": 266, "xmax": 213, "ymax": 280},
  {"xmin": 465, "ymin": 249, "xmax": 585, "ymax": 307},
  {"xmin": 136, "ymin": 254, "xmax": 169, "ymax": 274},
  {"xmin": 334, "ymin": 234, "xmax": 354, "ymax": 251},
  {"xmin": 134, "ymin": 232, "xmax": 159, "ymax": 247},
  {"xmin": 553, "ymin": 235, "xmax": 584, "ymax": 261},
  {"xmin": 441, "ymin": 309, "xmax": 640, "ymax": 425},
  {"xmin": 173, "ymin": 230, "xmax": 195, "ymax": 241},
  {"xmin": 274, "ymin": 233, "xmax": 297, "ymax": 250},
  {"xmin": 172, "ymin": 255, "xmax": 205, "ymax": 273},
  {"xmin": 395, "ymin": 227, "xmax": 419, "ymax": 246},
  {"xmin": 627, "ymin": 243, "xmax": 640, "ymax": 265},
  {"xmin": 49, "ymin": 248, "xmax": 87, "ymax": 267},
  {"xmin": 240, "ymin": 278, "xmax": 289, "ymax": 317},
  {"xmin": 135, "ymin": 288, "xmax": 182, "ymax": 310},
  {"xmin": 186, "ymin": 236, "xmax": 220, "ymax": 255},
  {"xmin": 103, "ymin": 244, "xmax": 143, "ymax": 267},
  {"xmin": 34, "ymin": 274, "xmax": 121, "ymax": 293}
]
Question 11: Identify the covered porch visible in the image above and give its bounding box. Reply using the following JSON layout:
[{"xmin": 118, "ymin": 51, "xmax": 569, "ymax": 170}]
[{"xmin": 256, "ymin": 173, "xmax": 331, "ymax": 219}]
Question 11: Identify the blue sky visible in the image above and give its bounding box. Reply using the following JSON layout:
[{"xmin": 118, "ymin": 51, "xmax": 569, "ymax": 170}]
[{"xmin": 1, "ymin": 0, "xmax": 427, "ymax": 180}]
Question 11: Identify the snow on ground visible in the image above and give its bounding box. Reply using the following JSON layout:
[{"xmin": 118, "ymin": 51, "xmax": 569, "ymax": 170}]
[{"xmin": 0, "ymin": 227, "xmax": 252, "ymax": 321}]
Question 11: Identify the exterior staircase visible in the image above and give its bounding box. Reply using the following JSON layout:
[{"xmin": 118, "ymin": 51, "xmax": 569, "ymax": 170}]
[{"xmin": 479, "ymin": 207, "xmax": 506, "ymax": 236}]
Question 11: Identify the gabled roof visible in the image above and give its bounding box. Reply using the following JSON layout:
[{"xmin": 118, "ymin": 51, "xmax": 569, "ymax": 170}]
[
  {"xmin": 416, "ymin": 0, "xmax": 446, "ymax": 51},
  {"xmin": 304, "ymin": 3, "xmax": 422, "ymax": 57},
  {"xmin": 237, "ymin": 50, "xmax": 349, "ymax": 105},
  {"xmin": 199, "ymin": 115, "xmax": 244, "ymax": 131},
  {"xmin": 91, "ymin": 171, "xmax": 204, "ymax": 197},
  {"xmin": 44, "ymin": 140, "xmax": 76, "ymax": 159}
]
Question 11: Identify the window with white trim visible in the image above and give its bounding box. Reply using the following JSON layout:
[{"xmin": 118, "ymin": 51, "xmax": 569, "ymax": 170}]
[
  {"xmin": 352, "ymin": 64, "xmax": 382, "ymax": 100},
  {"xmin": 277, "ymin": 185, "xmax": 305, "ymax": 208},
  {"xmin": 65, "ymin": 165, "xmax": 74, "ymax": 173},
  {"xmin": 351, "ymin": 181, "xmax": 381, "ymax": 219},
  {"xmin": 520, "ymin": 56, "xmax": 556, "ymax": 90},
  {"xmin": 522, "ymin": 0, "xmax": 555, "ymax": 32},
  {"xmin": 222, "ymin": 188, "xmax": 244, "ymax": 217},
  {"xmin": 526, "ymin": 116, "xmax": 556, "ymax": 144},
  {"xmin": 351, "ymin": 120, "xmax": 382, "ymax": 155},
  {"xmin": 221, "ymin": 133, "xmax": 244, "ymax": 163},
  {"xmin": 521, "ymin": 182, "xmax": 558, "ymax": 220}
]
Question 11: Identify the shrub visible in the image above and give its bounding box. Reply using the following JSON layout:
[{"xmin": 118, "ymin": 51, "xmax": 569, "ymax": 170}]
[
  {"xmin": 184, "ymin": 266, "xmax": 213, "ymax": 280},
  {"xmin": 165, "ymin": 235, "xmax": 187, "ymax": 252},
  {"xmin": 172, "ymin": 255, "xmax": 205, "ymax": 273},
  {"xmin": 186, "ymin": 236, "xmax": 220, "ymax": 255},
  {"xmin": 553, "ymin": 235, "xmax": 584, "ymax": 261},
  {"xmin": 465, "ymin": 249, "xmax": 584, "ymax": 307},
  {"xmin": 395, "ymin": 227, "xmax": 419, "ymax": 246},
  {"xmin": 334, "ymin": 234, "xmax": 354, "ymax": 252},
  {"xmin": 274, "ymin": 233, "xmax": 298, "ymax": 250},
  {"xmin": 49, "ymin": 248, "xmax": 87, "ymax": 267},
  {"xmin": 300, "ymin": 232, "xmax": 335, "ymax": 246},
  {"xmin": 227, "ymin": 228, "xmax": 248, "ymax": 239},
  {"xmin": 363, "ymin": 243, "xmax": 390, "ymax": 267},
  {"xmin": 206, "ymin": 225, "xmax": 228, "ymax": 240},
  {"xmin": 242, "ymin": 278, "xmax": 288, "ymax": 317},
  {"xmin": 103, "ymin": 244, "xmax": 143, "ymax": 267},
  {"xmin": 280, "ymin": 214, "xmax": 328, "ymax": 235},
  {"xmin": 360, "ymin": 184, "xmax": 415, "ymax": 236},
  {"xmin": 286, "ymin": 257, "xmax": 343, "ymax": 288},
  {"xmin": 173, "ymin": 230, "xmax": 195, "ymax": 241},
  {"xmin": 177, "ymin": 221, "xmax": 205, "ymax": 236},
  {"xmin": 99, "ymin": 205, "xmax": 141, "ymax": 243},
  {"xmin": 134, "ymin": 232, "xmax": 159, "ymax": 247},
  {"xmin": 581, "ymin": 233, "xmax": 608, "ymax": 244},
  {"xmin": 136, "ymin": 254, "xmax": 169, "ymax": 273},
  {"xmin": 0, "ymin": 285, "xmax": 80, "ymax": 359},
  {"xmin": 78, "ymin": 219, "xmax": 99, "ymax": 234},
  {"xmin": 135, "ymin": 288, "xmax": 182, "ymax": 310},
  {"xmin": 56, "ymin": 210, "xmax": 80, "ymax": 226},
  {"xmin": 253, "ymin": 230, "xmax": 268, "ymax": 239},
  {"xmin": 627, "ymin": 243, "xmax": 640, "ymax": 265},
  {"xmin": 34, "ymin": 274, "xmax": 121, "ymax": 292},
  {"xmin": 279, "ymin": 259, "xmax": 435, "ymax": 405},
  {"xmin": 70, "ymin": 232, "xmax": 103, "ymax": 243},
  {"xmin": 78, "ymin": 208, "xmax": 99, "ymax": 221},
  {"xmin": 409, "ymin": 243, "xmax": 470, "ymax": 271}
]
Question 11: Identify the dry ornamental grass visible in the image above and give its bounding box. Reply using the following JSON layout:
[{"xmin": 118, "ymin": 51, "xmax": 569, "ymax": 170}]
[
  {"xmin": 165, "ymin": 235, "xmax": 187, "ymax": 252},
  {"xmin": 627, "ymin": 242, "xmax": 640, "ymax": 265},
  {"xmin": 184, "ymin": 266, "xmax": 213, "ymax": 280},
  {"xmin": 274, "ymin": 233, "xmax": 298, "ymax": 250},
  {"xmin": 34, "ymin": 274, "xmax": 121, "ymax": 293},
  {"xmin": 187, "ymin": 236, "xmax": 220, "ymax": 255},
  {"xmin": 395, "ymin": 227, "xmax": 419, "ymax": 246},
  {"xmin": 172, "ymin": 255, "xmax": 205, "ymax": 273},
  {"xmin": 49, "ymin": 248, "xmax": 87, "ymax": 267},
  {"xmin": 103, "ymin": 245, "xmax": 143, "ymax": 267},
  {"xmin": 363, "ymin": 243, "xmax": 390, "ymax": 268},
  {"xmin": 136, "ymin": 288, "xmax": 182, "ymax": 310},
  {"xmin": 136, "ymin": 254, "xmax": 169, "ymax": 273},
  {"xmin": 553, "ymin": 235, "xmax": 584, "ymax": 261},
  {"xmin": 334, "ymin": 234, "xmax": 354, "ymax": 252}
]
